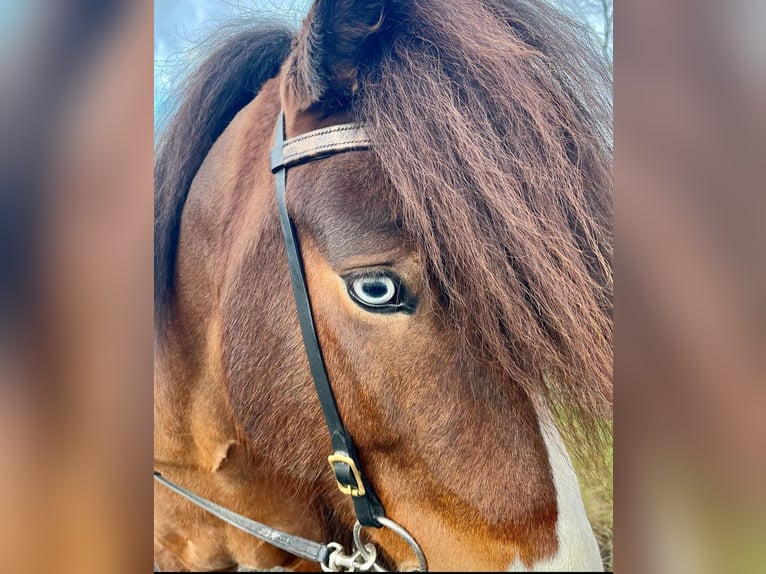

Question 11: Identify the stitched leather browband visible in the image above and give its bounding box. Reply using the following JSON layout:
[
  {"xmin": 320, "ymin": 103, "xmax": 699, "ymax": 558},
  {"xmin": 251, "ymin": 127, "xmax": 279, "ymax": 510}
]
[{"xmin": 271, "ymin": 118, "xmax": 371, "ymax": 170}]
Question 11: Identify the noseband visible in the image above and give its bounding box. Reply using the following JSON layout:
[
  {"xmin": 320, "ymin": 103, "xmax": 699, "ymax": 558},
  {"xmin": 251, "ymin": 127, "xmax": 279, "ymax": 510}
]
[{"xmin": 154, "ymin": 111, "xmax": 427, "ymax": 572}]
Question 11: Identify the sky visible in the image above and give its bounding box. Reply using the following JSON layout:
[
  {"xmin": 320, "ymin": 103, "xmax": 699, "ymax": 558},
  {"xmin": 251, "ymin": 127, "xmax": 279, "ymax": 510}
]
[
  {"xmin": 154, "ymin": 0, "xmax": 610, "ymax": 130},
  {"xmin": 154, "ymin": 0, "xmax": 310, "ymax": 127}
]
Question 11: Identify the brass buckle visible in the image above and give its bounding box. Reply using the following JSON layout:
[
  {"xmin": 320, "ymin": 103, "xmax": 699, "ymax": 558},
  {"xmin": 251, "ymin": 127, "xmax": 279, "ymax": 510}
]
[{"xmin": 327, "ymin": 453, "xmax": 366, "ymax": 497}]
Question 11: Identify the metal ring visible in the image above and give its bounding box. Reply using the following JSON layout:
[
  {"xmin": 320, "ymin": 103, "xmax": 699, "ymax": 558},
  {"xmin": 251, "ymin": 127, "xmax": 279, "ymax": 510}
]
[
  {"xmin": 355, "ymin": 543, "xmax": 378, "ymax": 571},
  {"xmin": 353, "ymin": 523, "xmax": 377, "ymax": 565},
  {"xmin": 321, "ymin": 542, "xmax": 345, "ymax": 572},
  {"xmin": 353, "ymin": 518, "xmax": 428, "ymax": 572}
]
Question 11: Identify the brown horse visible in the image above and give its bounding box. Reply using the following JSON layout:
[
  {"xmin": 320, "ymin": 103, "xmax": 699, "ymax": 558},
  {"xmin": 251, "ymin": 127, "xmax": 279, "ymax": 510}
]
[{"xmin": 154, "ymin": 0, "xmax": 613, "ymax": 571}]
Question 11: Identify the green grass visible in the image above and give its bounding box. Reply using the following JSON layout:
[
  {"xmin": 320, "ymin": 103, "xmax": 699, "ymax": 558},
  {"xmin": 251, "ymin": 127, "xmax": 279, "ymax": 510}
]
[
  {"xmin": 571, "ymin": 433, "xmax": 613, "ymax": 571},
  {"xmin": 550, "ymin": 402, "xmax": 613, "ymax": 570}
]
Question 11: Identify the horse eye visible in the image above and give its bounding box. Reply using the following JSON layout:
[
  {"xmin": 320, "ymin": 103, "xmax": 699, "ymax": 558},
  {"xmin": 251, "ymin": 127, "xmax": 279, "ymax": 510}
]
[{"xmin": 350, "ymin": 275, "xmax": 397, "ymax": 307}]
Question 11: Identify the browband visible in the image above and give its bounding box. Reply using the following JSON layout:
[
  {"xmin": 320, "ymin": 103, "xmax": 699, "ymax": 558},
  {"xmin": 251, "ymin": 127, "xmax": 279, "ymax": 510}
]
[{"xmin": 270, "ymin": 119, "xmax": 370, "ymax": 171}]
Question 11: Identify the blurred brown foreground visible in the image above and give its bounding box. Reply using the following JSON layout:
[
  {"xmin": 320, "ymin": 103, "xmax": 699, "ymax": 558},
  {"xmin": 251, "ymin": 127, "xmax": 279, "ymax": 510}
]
[{"xmin": 0, "ymin": 1, "xmax": 763, "ymax": 573}]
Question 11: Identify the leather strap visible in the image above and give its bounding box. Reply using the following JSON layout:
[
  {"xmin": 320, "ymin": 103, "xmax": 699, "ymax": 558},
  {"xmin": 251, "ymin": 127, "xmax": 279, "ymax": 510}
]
[
  {"xmin": 154, "ymin": 472, "xmax": 332, "ymax": 565},
  {"xmin": 270, "ymin": 117, "xmax": 370, "ymax": 171},
  {"xmin": 271, "ymin": 111, "xmax": 384, "ymax": 528}
]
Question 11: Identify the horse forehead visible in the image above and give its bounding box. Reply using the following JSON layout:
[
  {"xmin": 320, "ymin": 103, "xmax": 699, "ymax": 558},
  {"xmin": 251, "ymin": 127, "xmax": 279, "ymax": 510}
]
[{"xmin": 287, "ymin": 151, "xmax": 407, "ymax": 263}]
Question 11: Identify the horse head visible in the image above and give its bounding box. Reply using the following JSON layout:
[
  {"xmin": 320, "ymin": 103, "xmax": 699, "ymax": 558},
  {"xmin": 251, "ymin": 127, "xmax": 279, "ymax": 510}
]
[{"xmin": 154, "ymin": 0, "xmax": 613, "ymax": 571}]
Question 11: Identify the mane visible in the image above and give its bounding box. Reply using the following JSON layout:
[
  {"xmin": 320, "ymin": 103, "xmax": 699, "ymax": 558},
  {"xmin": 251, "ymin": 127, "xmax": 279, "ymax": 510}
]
[
  {"xmin": 354, "ymin": 0, "xmax": 613, "ymax": 456},
  {"xmin": 154, "ymin": 23, "xmax": 294, "ymax": 331}
]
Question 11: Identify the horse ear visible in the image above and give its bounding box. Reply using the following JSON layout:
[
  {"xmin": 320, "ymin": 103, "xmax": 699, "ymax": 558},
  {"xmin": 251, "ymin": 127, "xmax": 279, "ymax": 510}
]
[{"xmin": 284, "ymin": 0, "xmax": 401, "ymax": 110}]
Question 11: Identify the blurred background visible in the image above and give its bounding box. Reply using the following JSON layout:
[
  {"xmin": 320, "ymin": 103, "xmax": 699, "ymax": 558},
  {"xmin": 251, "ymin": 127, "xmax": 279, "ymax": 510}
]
[
  {"xmin": 1, "ymin": 0, "xmax": 764, "ymax": 573},
  {"xmin": 154, "ymin": 1, "xmax": 310, "ymax": 134}
]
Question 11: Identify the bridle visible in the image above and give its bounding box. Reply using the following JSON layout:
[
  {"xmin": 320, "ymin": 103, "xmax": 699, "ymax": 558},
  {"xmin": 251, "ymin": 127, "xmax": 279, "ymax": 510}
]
[{"xmin": 154, "ymin": 111, "xmax": 427, "ymax": 572}]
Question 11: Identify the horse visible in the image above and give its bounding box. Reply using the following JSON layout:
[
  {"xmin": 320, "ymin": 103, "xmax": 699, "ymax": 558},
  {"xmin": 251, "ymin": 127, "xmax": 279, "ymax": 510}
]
[{"xmin": 153, "ymin": 0, "xmax": 613, "ymax": 571}]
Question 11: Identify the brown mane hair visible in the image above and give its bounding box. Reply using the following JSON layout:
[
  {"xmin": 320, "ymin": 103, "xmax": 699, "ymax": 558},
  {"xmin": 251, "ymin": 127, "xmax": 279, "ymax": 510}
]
[
  {"xmin": 351, "ymin": 0, "xmax": 613, "ymax": 455},
  {"xmin": 154, "ymin": 24, "xmax": 294, "ymax": 331}
]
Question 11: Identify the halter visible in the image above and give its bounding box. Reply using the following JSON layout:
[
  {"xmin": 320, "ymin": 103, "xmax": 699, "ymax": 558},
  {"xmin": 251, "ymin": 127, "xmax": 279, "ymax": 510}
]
[{"xmin": 155, "ymin": 111, "xmax": 427, "ymax": 572}]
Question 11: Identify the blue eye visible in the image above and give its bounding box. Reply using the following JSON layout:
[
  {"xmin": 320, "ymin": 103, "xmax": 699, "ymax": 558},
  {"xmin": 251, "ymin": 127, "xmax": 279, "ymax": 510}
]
[
  {"xmin": 345, "ymin": 272, "xmax": 416, "ymax": 314},
  {"xmin": 351, "ymin": 276, "xmax": 396, "ymax": 306}
]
